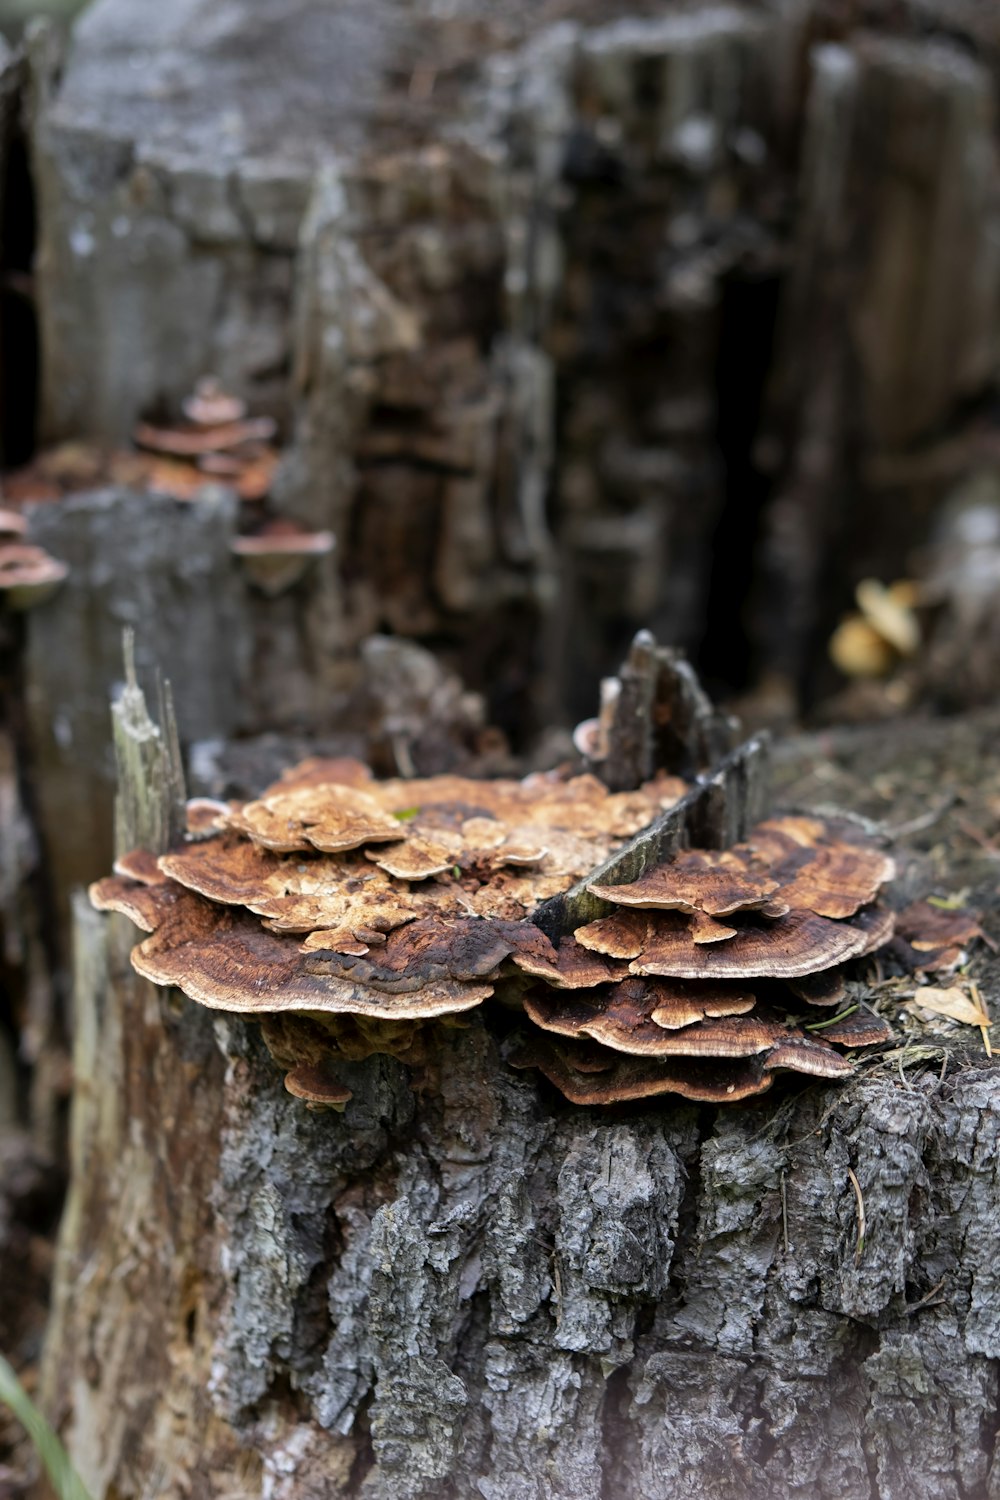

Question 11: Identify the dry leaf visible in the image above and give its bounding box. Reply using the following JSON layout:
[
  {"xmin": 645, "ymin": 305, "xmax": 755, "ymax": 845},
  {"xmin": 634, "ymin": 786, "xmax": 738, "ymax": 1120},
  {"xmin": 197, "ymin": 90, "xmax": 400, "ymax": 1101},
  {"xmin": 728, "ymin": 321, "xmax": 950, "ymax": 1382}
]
[{"xmin": 906, "ymin": 987, "xmax": 990, "ymax": 1028}]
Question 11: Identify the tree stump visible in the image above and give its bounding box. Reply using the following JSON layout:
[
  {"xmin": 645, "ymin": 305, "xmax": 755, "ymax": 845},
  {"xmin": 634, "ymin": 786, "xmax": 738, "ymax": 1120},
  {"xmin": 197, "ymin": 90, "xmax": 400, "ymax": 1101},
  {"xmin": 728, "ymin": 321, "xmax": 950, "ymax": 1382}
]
[{"xmin": 39, "ymin": 664, "xmax": 1000, "ymax": 1499}]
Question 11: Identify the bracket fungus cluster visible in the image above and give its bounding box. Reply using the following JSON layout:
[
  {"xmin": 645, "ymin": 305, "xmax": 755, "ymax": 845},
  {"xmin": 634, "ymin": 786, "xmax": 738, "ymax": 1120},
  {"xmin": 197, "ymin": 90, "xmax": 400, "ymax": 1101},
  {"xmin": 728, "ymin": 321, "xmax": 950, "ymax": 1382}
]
[
  {"xmin": 510, "ymin": 815, "xmax": 900, "ymax": 1104},
  {"xmin": 91, "ymin": 741, "xmax": 984, "ymax": 1108},
  {"xmin": 4, "ymin": 377, "xmax": 281, "ymax": 506}
]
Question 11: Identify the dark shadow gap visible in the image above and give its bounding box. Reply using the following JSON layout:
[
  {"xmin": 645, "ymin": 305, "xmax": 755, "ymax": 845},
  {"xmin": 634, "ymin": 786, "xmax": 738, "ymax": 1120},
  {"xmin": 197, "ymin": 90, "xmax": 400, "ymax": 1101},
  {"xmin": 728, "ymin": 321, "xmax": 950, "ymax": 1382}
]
[
  {"xmin": 698, "ymin": 271, "xmax": 783, "ymax": 698},
  {"xmin": 1, "ymin": 123, "xmax": 39, "ymax": 468}
]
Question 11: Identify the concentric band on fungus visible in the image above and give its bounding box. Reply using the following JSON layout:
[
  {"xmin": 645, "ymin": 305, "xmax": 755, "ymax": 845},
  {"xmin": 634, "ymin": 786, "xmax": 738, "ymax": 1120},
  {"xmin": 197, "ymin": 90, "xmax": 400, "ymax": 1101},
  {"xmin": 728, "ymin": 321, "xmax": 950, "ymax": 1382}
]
[{"xmin": 91, "ymin": 771, "xmax": 914, "ymax": 1104}]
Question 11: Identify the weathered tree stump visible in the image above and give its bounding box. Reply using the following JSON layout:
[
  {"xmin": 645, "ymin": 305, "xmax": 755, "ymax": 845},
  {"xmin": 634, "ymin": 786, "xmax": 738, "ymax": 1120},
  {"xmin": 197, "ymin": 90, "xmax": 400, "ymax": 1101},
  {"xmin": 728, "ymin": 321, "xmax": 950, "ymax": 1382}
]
[{"xmin": 39, "ymin": 660, "xmax": 1000, "ymax": 1499}]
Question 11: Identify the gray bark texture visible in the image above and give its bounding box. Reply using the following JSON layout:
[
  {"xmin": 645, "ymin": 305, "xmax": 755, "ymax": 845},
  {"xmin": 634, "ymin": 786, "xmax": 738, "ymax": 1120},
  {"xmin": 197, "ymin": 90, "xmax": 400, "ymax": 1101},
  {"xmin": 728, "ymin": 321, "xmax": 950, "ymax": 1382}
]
[
  {"xmin": 39, "ymin": 696, "xmax": 1000, "ymax": 1500},
  {"xmin": 7, "ymin": 0, "xmax": 1000, "ymax": 1495}
]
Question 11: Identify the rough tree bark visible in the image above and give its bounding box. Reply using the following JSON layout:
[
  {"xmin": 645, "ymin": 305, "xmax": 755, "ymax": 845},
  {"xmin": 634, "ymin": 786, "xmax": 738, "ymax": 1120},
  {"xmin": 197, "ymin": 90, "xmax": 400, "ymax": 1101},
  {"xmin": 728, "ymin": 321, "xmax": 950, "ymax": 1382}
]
[
  {"xmin": 5, "ymin": 1, "xmax": 1000, "ymax": 1494},
  {"xmin": 38, "ymin": 657, "xmax": 1000, "ymax": 1500}
]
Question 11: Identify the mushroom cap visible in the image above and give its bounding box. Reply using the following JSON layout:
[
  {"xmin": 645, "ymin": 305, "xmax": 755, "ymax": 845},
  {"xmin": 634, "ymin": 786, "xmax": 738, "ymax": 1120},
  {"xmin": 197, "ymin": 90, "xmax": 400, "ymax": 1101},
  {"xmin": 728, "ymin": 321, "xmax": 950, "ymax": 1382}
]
[
  {"xmin": 231, "ymin": 523, "xmax": 335, "ymax": 560},
  {"xmin": 366, "ymin": 834, "xmax": 462, "ymax": 881},
  {"xmin": 512, "ymin": 1025, "xmax": 851, "ymax": 1104},
  {"xmin": 589, "ymin": 849, "xmax": 780, "ymax": 916},
  {"xmin": 0, "ymin": 508, "xmax": 28, "ymax": 539},
  {"xmin": 261, "ymin": 757, "xmax": 375, "ymax": 794},
  {"xmin": 0, "ymin": 543, "xmax": 69, "ymax": 609},
  {"xmin": 131, "ymin": 888, "xmax": 495, "ymax": 1019},
  {"xmin": 743, "ymin": 818, "xmax": 895, "ymax": 920},
  {"xmin": 369, "ymin": 772, "xmax": 675, "ymax": 841},
  {"xmin": 510, "ymin": 1033, "xmax": 778, "ymax": 1105},
  {"xmin": 134, "ymin": 415, "xmax": 276, "ymax": 458},
  {"xmin": 511, "ymin": 936, "xmax": 628, "ymax": 989},
  {"xmin": 184, "ymin": 798, "xmax": 230, "ymax": 837},
  {"xmin": 282, "ymin": 1062, "xmax": 352, "ymax": 1107},
  {"xmin": 113, "ymin": 847, "xmax": 167, "ymax": 885},
  {"xmin": 809, "ymin": 1010, "xmax": 893, "ymax": 1048},
  {"xmin": 575, "ymin": 904, "xmax": 895, "ymax": 980},
  {"xmin": 300, "ymin": 915, "xmax": 556, "ymax": 996},
  {"xmin": 764, "ymin": 1039, "xmax": 852, "ymax": 1078},
  {"xmin": 687, "ymin": 911, "xmax": 739, "ymax": 945},
  {"xmin": 786, "ymin": 969, "xmax": 849, "ymax": 1008},
  {"xmin": 159, "ymin": 835, "xmax": 443, "ymax": 943},
  {"xmin": 524, "ymin": 982, "xmax": 784, "ymax": 1058},
  {"xmin": 588, "ymin": 816, "xmax": 894, "ymax": 923},
  {"xmin": 231, "ymin": 524, "xmax": 336, "ymax": 596},
  {"xmin": 182, "ymin": 377, "xmax": 247, "ymax": 428},
  {"xmin": 88, "ymin": 875, "xmax": 181, "ymax": 932},
  {"xmin": 892, "ymin": 899, "xmax": 986, "ymax": 972},
  {"xmin": 225, "ymin": 783, "xmax": 406, "ymax": 853}
]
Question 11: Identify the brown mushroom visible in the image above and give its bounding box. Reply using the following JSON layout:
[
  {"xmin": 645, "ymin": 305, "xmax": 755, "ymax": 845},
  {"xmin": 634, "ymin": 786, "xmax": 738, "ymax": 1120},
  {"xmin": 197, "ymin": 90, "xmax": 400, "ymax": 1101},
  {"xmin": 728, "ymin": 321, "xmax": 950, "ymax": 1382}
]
[
  {"xmin": 510, "ymin": 937, "xmax": 628, "ymax": 989},
  {"xmin": 134, "ymin": 415, "xmax": 277, "ymax": 458},
  {"xmin": 282, "ymin": 1062, "xmax": 353, "ymax": 1109},
  {"xmin": 131, "ymin": 888, "xmax": 494, "ymax": 1019},
  {"xmin": 744, "ymin": 817, "xmax": 895, "ymax": 920},
  {"xmin": 763, "ymin": 1039, "xmax": 852, "ymax": 1079},
  {"xmin": 88, "ymin": 874, "xmax": 181, "ymax": 932},
  {"xmin": 113, "ymin": 847, "xmax": 168, "ymax": 885},
  {"xmin": 809, "ymin": 1010, "xmax": 893, "ymax": 1048},
  {"xmin": 182, "ymin": 377, "xmax": 247, "ymax": 429},
  {"xmin": 184, "ymin": 798, "xmax": 230, "ymax": 838},
  {"xmin": 524, "ymin": 984, "xmax": 788, "ymax": 1059},
  {"xmin": 892, "ymin": 899, "xmax": 987, "ymax": 972},
  {"xmin": 786, "ymin": 969, "xmax": 849, "ymax": 1008},
  {"xmin": 264, "ymin": 757, "xmax": 375, "ymax": 794},
  {"xmin": 159, "ymin": 833, "xmax": 451, "ymax": 945},
  {"xmin": 588, "ymin": 849, "xmax": 780, "ymax": 916},
  {"xmin": 224, "ymin": 783, "xmax": 404, "ymax": 853},
  {"xmin": 301, "ymin": 915, "xmax": 556, "ymax": 996},
  {"xmin": 576, "ymin": 904, "xmax": 895, "ymax": 980},
  {"xmin": 0, "ymin": 543, "xmax": 69, "ymax": 609},
  {"xmin": 0, "ymin": 508, "xmax": 28, "ymax": 540},
  {"xmin": 231, "ymin": 521, "xmax": 335, "ymax": 597},
  {"xmin": 509, "ymin": 1032, "xmax": 777, "ymax": 1105},
  {"xmin": 366, "ymin": 834, "xmax": 461, "ymax": 881}
]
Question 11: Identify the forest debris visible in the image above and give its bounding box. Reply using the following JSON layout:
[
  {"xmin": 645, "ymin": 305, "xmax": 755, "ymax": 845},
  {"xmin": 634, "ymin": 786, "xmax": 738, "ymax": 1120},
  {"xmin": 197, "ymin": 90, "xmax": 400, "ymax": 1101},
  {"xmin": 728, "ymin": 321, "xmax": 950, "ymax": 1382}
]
[
  {"xmin": 846, "ymin": 1165, "xmax": 866, "ymax": 1265},
  {"xmin": 904, "ymin": 983, "xmax": 992, "ymax": 1055}
]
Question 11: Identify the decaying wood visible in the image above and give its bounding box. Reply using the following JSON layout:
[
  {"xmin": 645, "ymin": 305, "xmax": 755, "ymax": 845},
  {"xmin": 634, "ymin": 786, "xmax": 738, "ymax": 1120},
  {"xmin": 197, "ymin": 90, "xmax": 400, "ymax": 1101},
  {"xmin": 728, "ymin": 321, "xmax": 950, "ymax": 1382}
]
[
  {"xmin": 21, "ymin": 487, "xmax": 247, "ymax": 951},
  {"xmin": 21, "ymin": 0, "xmax": 1000, "ymax": 736},
  {"xmin": 39, "ymin": 684, "xmax": 1000, "ymax": 1499}
]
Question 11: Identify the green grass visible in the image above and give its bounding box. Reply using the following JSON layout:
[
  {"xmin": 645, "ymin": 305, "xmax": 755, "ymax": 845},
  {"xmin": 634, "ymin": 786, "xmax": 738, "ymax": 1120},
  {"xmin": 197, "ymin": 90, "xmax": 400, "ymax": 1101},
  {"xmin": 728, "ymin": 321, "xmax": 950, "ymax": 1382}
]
[{"xmin": 0, "ymin": 1354, "xmax": 92, "ymax": 1500}]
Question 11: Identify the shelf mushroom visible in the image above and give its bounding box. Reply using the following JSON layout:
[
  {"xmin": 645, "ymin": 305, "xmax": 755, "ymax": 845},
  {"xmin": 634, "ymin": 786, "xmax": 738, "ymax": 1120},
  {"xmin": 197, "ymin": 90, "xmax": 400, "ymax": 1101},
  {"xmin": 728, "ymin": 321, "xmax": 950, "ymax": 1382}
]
[
  {"xmin": 91, "ymin": 762, "xmax": 936, "ymax": 1109},
  {"xmin": 0, "ymin": 542, "xmax": 69, "ymax": 610}
]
